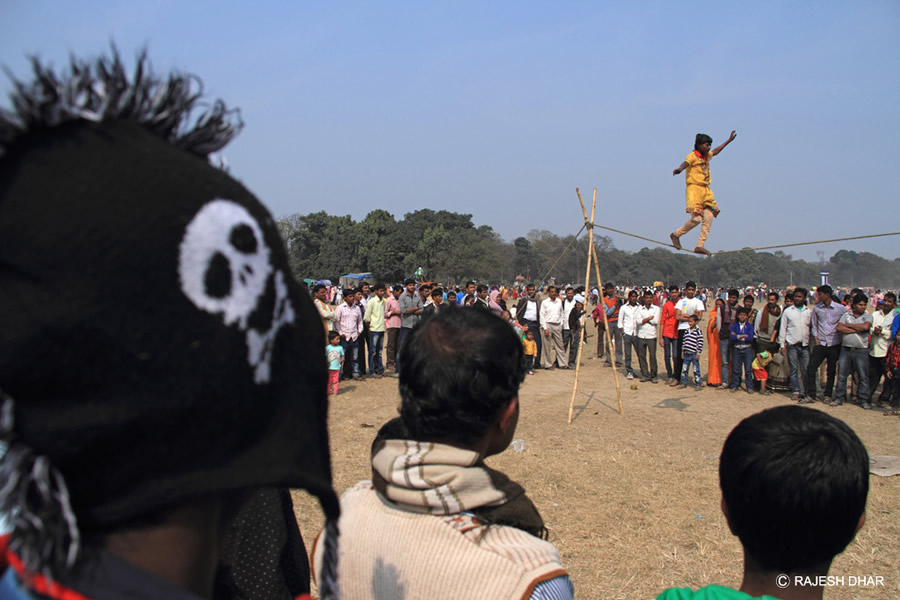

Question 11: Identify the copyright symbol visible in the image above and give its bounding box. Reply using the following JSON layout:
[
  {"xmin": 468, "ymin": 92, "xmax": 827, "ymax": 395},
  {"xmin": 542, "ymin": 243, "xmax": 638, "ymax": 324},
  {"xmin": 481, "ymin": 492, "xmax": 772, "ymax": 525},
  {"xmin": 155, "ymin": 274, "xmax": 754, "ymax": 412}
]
[{"xmin": 776, "ymin": 574, "xmax": 790, "ymax": 589}]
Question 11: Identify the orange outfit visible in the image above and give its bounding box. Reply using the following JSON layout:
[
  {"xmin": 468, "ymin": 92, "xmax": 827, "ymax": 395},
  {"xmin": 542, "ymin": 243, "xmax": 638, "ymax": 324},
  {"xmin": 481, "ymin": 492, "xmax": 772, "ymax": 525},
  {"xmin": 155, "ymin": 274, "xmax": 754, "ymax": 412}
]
[{"xmin": 706, "ymin": 305, "xmax": 722, "ymax": 386}]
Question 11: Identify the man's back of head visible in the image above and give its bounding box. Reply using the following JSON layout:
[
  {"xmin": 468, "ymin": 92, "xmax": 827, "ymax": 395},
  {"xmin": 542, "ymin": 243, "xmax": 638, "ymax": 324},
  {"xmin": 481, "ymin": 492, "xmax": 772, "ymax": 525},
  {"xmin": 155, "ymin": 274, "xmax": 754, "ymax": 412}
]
[{"xmin": 398, "ymin": 307, "xmax": 524, "ymax": 448}]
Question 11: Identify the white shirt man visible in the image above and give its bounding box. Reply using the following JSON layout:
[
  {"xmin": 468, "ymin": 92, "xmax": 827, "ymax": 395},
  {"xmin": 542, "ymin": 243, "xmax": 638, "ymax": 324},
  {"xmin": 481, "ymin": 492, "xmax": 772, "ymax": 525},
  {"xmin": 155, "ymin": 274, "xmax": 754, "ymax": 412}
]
[
  {"xmin": 634, "ymin": 293, "xmax": 661, "ymax": 382},
  {"xmin": 539, "ymin": 287, "xmax": 567, "ymax": 369}
]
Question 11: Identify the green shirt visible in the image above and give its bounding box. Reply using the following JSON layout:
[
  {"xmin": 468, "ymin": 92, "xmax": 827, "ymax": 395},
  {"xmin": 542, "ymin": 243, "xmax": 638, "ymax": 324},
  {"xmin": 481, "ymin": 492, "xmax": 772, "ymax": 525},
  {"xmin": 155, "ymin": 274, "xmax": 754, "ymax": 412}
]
[
  {"xmin": 657, "ymin": 585, "xmax": 782, "ymax": 600},
  {"xmin": 364, "ymin": 296, "xmax": 386, "ymax": 332}
]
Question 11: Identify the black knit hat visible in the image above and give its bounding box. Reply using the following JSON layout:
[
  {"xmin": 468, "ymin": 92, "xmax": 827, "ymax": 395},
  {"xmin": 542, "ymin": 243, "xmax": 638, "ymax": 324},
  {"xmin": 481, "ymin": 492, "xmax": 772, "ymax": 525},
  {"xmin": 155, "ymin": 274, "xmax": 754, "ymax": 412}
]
[{"xmin": 0, "ymin": 51, "xmax": 338, "ymax": 593}]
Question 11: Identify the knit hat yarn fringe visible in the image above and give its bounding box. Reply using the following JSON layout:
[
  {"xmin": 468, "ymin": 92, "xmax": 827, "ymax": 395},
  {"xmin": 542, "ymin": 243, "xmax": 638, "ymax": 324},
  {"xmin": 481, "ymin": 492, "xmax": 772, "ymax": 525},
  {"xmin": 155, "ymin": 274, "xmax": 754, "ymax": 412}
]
[{"xmin": 0, "ymin": 391, "xmax": 80, "ymax": 580}]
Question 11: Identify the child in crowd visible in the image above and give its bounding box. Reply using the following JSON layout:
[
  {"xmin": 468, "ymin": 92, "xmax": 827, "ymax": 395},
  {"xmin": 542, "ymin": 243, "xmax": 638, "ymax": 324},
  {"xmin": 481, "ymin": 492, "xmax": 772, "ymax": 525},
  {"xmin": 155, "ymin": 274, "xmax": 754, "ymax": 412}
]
[
  {"xmin": 730, "ymin": 307, "xmax": 756, "ymax": 394},
  {"xmin": 326, "ymin": 331, "xmax": 345, "ymax": 395},
  {"xmin": 670, "ymin": 130, "xmax": 737, "ymax": 256},
  {"xmin": 752, "ymin": 350, "xmax": 774, "ymax": 396},
  {"xmin": 656, "ymin": 405, "xmax": 869, "ymax": 600},
  {"xmin": 679, "ymin": 314, "xmax": 704, "ymax": 389},
  {"xmin": 523, "ymin": 329, "xmax": 538, "ymax": 375}
]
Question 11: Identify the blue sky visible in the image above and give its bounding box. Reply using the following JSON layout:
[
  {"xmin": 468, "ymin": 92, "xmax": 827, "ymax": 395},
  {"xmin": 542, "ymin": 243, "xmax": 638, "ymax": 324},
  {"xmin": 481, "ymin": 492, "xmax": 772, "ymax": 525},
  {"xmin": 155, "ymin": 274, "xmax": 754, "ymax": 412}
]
[{"xmin": 3, "ymin": 1, "xmax": 898, "ymax": 261}]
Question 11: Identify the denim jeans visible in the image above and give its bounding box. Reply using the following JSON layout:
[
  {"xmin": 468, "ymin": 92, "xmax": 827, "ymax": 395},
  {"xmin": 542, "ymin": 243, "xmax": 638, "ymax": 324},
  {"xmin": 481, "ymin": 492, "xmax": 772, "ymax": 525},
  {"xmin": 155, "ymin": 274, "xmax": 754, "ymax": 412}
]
[
  {"xmin": 663, "ymin": 336, "xmax": 677, "ymax": 379},
  {"xmin": 786, "ymin": 343, "xmax": 810, "ymax": 395},
  {"xmin": 681, "ymin": 352, "xmax": 701, "ymax": 385},
  {"xmin": 834, "ymin": 347, "xmax": 869, "ymax": 404},
  {"xmin": 720, "ymin": 338, "xmax": 732, "ymax": 387},
  {"xmin": 731, "ymin": 345, "xmax": 754, "ymax": 390},
  {"xmin": 368, "ymin": 331, "xmax": 385, "ymax": 375},
  {"xmin": 340, "ymin": 336, "xmax": 359, "ymax": 377}
]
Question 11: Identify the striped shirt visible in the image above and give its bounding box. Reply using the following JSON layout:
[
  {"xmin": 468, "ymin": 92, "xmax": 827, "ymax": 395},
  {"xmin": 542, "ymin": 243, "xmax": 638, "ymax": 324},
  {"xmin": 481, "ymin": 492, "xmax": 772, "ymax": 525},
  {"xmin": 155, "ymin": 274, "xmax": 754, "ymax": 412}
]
[{"xmin": 682, "ymin": 327, "xmax": 704, "ymax": 355}]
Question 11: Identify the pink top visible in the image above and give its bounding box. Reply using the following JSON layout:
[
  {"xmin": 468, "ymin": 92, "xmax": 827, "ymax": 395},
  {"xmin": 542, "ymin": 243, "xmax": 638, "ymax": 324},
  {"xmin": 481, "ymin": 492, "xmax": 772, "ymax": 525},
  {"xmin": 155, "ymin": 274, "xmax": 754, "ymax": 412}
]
[{"xmin": 385, "ymin": 296, "xmax": 402, "ymax": 329}]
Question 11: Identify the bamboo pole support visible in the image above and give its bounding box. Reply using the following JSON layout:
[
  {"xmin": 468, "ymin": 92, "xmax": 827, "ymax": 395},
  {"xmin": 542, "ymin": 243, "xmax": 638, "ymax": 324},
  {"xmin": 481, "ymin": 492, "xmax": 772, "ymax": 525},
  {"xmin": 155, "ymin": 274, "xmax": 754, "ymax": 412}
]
[
  {"xmin": 568, "ymin": 188, "xmax": 596, "ymax": 424},
  {"xmin": 573, "ymin": 188, "xmax": 623, "ymax": 416}
]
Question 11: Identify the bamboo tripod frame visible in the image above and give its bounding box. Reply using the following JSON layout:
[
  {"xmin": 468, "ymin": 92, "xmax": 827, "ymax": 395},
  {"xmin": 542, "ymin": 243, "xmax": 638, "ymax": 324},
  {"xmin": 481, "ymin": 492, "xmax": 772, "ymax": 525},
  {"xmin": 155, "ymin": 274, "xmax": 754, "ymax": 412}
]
[{"xmin": 567, "ymin": 188, "xmax": 623, "ymax": 424}]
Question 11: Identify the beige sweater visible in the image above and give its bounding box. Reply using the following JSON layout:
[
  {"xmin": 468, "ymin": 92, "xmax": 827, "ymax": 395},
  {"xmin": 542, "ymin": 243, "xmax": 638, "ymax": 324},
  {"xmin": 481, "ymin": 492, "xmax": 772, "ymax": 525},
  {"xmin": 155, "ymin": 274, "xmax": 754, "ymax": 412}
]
[{"xmin": 313, "ymin": 481, "xmax": 567, "ymax": 600}]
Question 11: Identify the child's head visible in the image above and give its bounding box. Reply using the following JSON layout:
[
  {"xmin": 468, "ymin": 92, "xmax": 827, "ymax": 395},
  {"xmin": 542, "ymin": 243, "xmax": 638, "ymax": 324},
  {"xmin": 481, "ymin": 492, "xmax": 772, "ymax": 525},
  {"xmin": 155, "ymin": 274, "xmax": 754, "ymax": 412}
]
[
  {"xmin": 736, "ymin": 307, "xmax": 749, "ymax": 322},
  {"xmin": 688, "ymin": 314, "xmax": 699, "ymax": 328},
  {"xmin": 694, "ymin": 133, "xmax": 713, "ymax": 152},
  {"xmin": 525, "ymin": 329, "xmax": 534, "ymax": 340},
  {"xmin": 328, "ymin": 332, "xmax": 340, "ymax": 345},
  {"xmin": 720, "ymin": 406, "xmax": 868, "ymax": 573}
]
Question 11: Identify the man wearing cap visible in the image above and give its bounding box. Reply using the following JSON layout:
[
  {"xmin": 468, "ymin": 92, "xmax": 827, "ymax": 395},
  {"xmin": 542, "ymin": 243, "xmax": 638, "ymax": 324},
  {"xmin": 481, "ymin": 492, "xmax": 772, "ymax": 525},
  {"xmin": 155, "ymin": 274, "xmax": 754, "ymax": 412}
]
[{"xmin": 0, "ymin": 51, "xmax": 339, "ymax": 600}]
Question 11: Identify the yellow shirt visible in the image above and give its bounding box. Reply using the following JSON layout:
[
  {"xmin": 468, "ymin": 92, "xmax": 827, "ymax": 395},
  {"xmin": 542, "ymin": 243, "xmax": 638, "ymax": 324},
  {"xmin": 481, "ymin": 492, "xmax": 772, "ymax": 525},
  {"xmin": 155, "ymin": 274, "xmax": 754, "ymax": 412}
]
[
  {"xmin": 684, "ymin": 150, "xmax": 711, "ymax": 187},
  {"xmin": 752, "ymin": 353, "xmax": 773, "ymax": 370},
  {"xmin": 522, "ymin": 338, "xmax": 537, "ymax": 356}
]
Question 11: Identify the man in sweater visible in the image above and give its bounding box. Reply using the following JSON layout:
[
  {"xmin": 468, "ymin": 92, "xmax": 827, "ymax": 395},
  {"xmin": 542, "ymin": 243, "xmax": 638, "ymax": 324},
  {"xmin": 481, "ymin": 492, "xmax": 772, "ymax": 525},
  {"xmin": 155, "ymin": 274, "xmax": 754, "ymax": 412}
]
[{"xmin": 314, "ymin": 308, "xmax": 573, "ymax": 599}]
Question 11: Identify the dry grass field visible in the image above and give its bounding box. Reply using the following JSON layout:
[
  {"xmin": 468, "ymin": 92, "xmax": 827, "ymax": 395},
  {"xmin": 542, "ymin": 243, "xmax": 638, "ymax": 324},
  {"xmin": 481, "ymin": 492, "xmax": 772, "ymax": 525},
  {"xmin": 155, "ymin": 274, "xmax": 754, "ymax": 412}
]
[{"xmin": 293, "ymin": 309, "xmax": 900, "ymax": 599}]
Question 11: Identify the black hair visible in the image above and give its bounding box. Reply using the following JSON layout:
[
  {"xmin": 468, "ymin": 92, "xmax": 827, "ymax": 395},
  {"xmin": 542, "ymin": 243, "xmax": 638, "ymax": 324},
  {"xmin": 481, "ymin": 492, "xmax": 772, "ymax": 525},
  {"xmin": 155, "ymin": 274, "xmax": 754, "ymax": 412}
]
[
  {"xmin": 547, "ymin": 285, "xmax": 558, "ymax": 293},
  {"xmin": 476, "ymin": 284, "xmax": 488, "ymax": 293},
  {"xmin": 688, "ymin": 314, "xmax": 700, "ymax": 322},
  {"xmin": 767, "ymin": 291, "xmax": 779, "ymax": 300},
  {"xmin": 392, "ymin": 284, "xmax": 403, "ymax": 292},
  {"xmin": 313, "ymin": 284, "xmax": 327, "ymax": 293},
  {"xmin": 851, "ymin": 293, "xmax": 868, "ymax": 306},
  {"xmin": 684, "ymin": 281, "xmax": 696, "ymax": 289},
  {"xmin": 431, "ymin": 287, "xmax": 443, "ymax": 297},
  {"xmin": 328, "ymin": 331, "xmax": 340, "ymax": 342},
  {"xmin": 0, "ymin": 47, "xmax": 242, "ymax": 160},
  {"xmin": 743, "ymin": 294, "xmax": 754, "ymax": 303},
  {"xmin": 793, "ymin": 287, "xmax": 808, "ymax": 300},
  {"xmin": 342, "ymin": 288, "xmax": 355, "ymax": 298},
  {"xmin": 604, "ymin": 282, "xmax": 615, "ymax": 290},
  {"xmin": 694, "ymin": 133, "xmax": 712, "ymax": 150},
  {"xmin": 817, "ymin": 285, "xmax": 833, "ymax": 298},
  {"xmin": 728, "ymin": 288, "xmax": 740, "ymax": 298},
  {"xmin": 466, "ymin": 280, "xmax": 476, "ymax": 288},
  {"xmin": 668, "ymin": 285, "xmax": 679, "ymax": 292},
  {"xmin": 398, "ymin": 307, "xmax": 524, "ymax": 444},
  {"xmin": 736, "ymin": 307, "xmax": 748, "ymax": 316},
  {"xmin": 850, "ymin": 288, "xmax": 862, "ymax": 296},
  {"xmin": 885, "ymin": 292, "xmax": 896, "ymax": 303},
  {"xmin": 353, "ymin": 287, "xmax": 363, "ymax": 295},
  {"xmin": 373, "ymin": 282, "xmax": 386, "ymax": 292},
  {"xmin": 720, "ymin": 406, "xmax": 868, "ymax": 572},
  {"xmin": 627, "ymin": 289, "xmax": 637, "ymax": 297}
]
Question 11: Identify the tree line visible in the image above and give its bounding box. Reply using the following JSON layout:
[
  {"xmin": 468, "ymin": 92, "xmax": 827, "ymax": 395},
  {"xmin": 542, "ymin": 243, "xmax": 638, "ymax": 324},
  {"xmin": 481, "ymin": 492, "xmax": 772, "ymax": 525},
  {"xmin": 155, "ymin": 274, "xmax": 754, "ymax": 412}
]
[{"xmin": 277, "ymin": 209, "xmax": 900, "ymax": 289}]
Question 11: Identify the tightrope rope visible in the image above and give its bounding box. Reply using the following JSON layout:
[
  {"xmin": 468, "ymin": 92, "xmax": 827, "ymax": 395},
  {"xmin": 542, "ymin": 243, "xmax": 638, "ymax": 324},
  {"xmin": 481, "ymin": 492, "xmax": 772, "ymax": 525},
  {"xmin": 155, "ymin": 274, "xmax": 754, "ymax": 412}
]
[
  {"xmin": 539, "ymin": 223, "xmax": 587, "ymax": 283},
  {"xmin": 585, "ymin": 222, "xmax": 900, "ymax": 256}
]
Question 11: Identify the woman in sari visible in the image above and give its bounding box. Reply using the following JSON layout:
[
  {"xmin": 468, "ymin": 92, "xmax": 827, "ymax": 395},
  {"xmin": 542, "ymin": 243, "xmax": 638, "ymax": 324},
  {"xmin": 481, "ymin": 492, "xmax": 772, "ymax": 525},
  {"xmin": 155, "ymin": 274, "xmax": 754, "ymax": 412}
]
[{"xmin": 706, "ymin": 298, "xmax": 724, "ymax": 387}]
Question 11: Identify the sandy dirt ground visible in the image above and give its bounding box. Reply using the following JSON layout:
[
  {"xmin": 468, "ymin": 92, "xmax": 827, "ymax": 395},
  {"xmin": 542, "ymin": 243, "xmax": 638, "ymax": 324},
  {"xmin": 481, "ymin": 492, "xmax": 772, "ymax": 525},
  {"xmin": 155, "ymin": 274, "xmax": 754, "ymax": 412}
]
[{"xmin": 294, "ymin": 308, "xmax": 900, "ymax": 599}]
